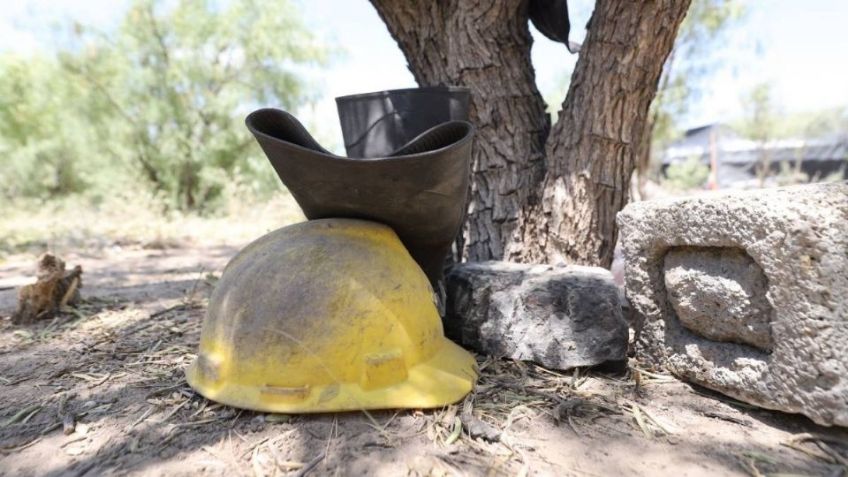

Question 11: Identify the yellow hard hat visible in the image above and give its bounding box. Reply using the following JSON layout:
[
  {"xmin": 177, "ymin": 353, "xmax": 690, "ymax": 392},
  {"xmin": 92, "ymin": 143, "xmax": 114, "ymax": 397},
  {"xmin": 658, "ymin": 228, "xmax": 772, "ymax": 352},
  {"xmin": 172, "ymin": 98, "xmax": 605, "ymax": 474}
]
[{"xmin": 186, "ymin": 218, "xmax": 477, "ymax": 413}]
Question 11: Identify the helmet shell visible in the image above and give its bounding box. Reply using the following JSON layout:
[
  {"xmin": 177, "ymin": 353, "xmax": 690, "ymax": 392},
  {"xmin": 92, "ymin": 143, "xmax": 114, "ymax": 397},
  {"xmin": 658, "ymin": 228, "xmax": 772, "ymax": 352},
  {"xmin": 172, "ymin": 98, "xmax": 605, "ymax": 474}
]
[{"xmin": 186, "ymin": 218, "xmax": 477, "ymax": 412}]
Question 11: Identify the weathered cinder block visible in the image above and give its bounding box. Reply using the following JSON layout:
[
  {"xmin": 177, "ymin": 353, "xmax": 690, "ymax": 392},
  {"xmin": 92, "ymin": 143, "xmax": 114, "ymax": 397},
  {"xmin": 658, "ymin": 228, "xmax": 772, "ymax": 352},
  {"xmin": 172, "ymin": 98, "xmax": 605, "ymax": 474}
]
[
  {"xmin": 445, "ymin": 262, "xmax": 628, "ymax": 371},
  {"xmin": 618, "ymin": 182, "xmax": 848, "ymax": 427}
]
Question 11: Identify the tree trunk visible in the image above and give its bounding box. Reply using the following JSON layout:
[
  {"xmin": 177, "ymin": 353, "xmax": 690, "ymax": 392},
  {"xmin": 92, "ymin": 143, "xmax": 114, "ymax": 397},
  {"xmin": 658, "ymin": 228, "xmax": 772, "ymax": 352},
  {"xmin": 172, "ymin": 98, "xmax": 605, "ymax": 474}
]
[
  {"xmin": 371, "ymin": 0, "xmax": 691, "ymax": 268},
  {"xmin": 635, "ymin": 47, "xmax": 677, "ymax": 201},
  {"xmin": 634, "ymin": 116, "xmax": 655, "ymax": 201},
  {"xmin": 510, "ymin": 0, "xmax": 690, "ymax": 267},
  {"xmin": 369, "ymin": 0, "xmax": 549, "ymax": 262}
]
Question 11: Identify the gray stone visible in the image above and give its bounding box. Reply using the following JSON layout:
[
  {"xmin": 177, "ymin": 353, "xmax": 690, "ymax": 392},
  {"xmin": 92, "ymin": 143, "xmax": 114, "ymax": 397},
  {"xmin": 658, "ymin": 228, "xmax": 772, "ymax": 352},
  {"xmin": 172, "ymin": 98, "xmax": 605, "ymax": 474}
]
[
  {"xmin": 618, "ymin": 182, "xmax": 848, "ymax": 427},
  {"xmin": 445, "ymin": 261, "xmax": 628, "ymax": 371},
  {"xmin": 664, "ymin": 247, "xmax": 774, "ymax": 351}
]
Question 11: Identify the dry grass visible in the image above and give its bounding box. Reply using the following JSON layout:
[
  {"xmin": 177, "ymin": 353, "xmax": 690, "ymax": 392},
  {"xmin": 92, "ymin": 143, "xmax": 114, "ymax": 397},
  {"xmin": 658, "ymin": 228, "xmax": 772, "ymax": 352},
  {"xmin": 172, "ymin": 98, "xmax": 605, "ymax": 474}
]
[
  {"xmin": 0, "ymin": 189, "xmax": 303, "ymax": 260},
  {"xmin": 1, "ymin": 224, "xmax": 847, "ymax": 476},
  {"xmin": 2, "ymin": 282, "xmax": 847, "ymax": 475}
]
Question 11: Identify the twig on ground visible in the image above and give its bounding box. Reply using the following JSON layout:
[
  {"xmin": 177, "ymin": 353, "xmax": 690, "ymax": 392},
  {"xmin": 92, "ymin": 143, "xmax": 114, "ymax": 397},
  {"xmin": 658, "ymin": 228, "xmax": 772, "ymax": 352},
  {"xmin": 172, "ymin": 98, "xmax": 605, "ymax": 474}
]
[
  {"xmin": 240, "ymin": 436, "xmax": 272, "ymax": 459},
  {"xmin": 162, "ymin": 399, "xmax": 190, "ymax": 422},
  {"xmin": 149, "ymin": 301, "xmax": 202, "ymax": 320},
  {"xmin": 630, "ymin": 366, "xmax": 676, "ymax": 382},
  {"xmin": 738, "ymin": 455, "xmax": 765, "ymax": 477},
  {"xmin": 0, "ymin": 435, "xmax": 43, "ymax": 453},
  {"xmin": 170, "ymin": 418, "xmax": 219, "ymax": 429},
  {"xmin": 144, "ymin": 381, "xmax": 188, "ymax": 399},
  {"xmin": 293, "ymin": 452, "xmax": 325, "ymax": 477},
  {"xmin": 60, "ymin": 436, "xmax": 88, "ymax": 448},
  {"xmin": 59, "ymin": 277, "xmax": 80, "ymax": 309},
  {"xmin": 128, "ymin": 407, "xmax": 156, "ymax": 430},
  {"xmin": 638, "ymin": 405, "xmax": 677, "ymax": 435},
  {"xmin": 702, "ymin": 411, "xmax": 751, "ymax": 427},
  {"xmin": 783, "ymin": 433, "xmax": 848, "ymax": 466},
  {"xmin": 2, "ymin": 404, "xmax": 42, "ymax": 428},
  {"xmin": 362, "ymin": 410, "xmax": 393, "ymax": 443},
  {"xmin": 444, "ymin": 416, "xmax": 462, "ymax": 445},
  {"xmin": 630, "ymin": 404, "xmax": 652, "ymax": 438}
]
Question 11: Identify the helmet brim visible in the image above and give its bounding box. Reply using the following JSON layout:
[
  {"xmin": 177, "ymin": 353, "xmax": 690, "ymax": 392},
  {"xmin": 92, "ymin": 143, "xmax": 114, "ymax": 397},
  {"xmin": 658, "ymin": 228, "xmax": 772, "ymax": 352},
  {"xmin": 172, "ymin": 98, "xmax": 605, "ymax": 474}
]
[{"xmin": 186, "ymin": 336, "xmax": 477, "ymax": 414}]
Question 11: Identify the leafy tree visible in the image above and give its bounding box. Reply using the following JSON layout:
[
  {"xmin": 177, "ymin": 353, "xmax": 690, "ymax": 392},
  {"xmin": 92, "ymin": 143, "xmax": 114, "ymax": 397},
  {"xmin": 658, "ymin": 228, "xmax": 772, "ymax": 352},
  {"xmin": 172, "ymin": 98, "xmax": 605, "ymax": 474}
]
[
  {"xmin": 663, "ymin": 156, "xmax": 710, "ymax": 191},
  {"xmin": 1, "ymin": 0, "xmax": 327, "ymax": 211},
  {"xmin": 0, "ymin": 54, "xmax": 98, "ymax": 199},
  {"xmin": 793, "ymin": 107, "xmax": 848, "ymax": 141},
  {"xmin": 754, "ymin": 106, "xmax": 848, "ymax": 141},
  {"xmin": 734, "ymin": 84, "xmax": 848, "ymax": 186},
  {"xmin": 738, "ymin": 82, "xmax": 777, "ymax": 186}
]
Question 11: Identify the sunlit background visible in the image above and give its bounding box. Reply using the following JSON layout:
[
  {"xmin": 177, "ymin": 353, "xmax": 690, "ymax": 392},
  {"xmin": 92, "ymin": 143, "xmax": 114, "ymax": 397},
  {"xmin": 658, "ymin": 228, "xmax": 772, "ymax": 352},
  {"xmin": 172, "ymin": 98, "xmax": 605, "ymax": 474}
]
[
  {"xmin": 4, "ymin": 1, "xmax": 847, "ymax": 133},
  {"xmin": 1, "ymin": 0, "xmax": 846, "ymax": 254}
]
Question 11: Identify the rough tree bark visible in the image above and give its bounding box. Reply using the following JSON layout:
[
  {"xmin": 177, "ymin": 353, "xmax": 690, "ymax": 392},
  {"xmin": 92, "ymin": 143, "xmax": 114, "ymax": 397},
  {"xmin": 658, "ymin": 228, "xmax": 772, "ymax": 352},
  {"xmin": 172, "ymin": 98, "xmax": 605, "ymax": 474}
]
[
  {"xmin": 635, "ymin": 47, "xmax": 676, "ymax": 201},
  {"xmin": 510, "ymin": 0, "xmax": 692, "ymax": 267},
  {"xmin": 369, "ymin": 1, "xmax": 549, "ymax": 262},
  {"xmin": 371, "ymin": 0, "xmax": 691, "ymax": 268}
]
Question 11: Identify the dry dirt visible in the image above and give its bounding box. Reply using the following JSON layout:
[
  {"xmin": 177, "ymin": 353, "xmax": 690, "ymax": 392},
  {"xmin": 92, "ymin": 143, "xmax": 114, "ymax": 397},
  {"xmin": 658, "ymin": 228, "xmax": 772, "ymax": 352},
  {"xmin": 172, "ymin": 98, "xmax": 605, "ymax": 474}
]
[{"xmin": 0, "ymin": 243, "xmax": 846, "ymax": 477}]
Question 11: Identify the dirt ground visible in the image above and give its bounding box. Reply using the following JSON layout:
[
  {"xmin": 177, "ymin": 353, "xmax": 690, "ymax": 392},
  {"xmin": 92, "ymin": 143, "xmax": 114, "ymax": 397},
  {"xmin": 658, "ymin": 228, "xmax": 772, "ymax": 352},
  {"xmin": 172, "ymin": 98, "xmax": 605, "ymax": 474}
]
[{"xmin": 1, "ymin": 243, "xmax": 846, "ymax": 477}]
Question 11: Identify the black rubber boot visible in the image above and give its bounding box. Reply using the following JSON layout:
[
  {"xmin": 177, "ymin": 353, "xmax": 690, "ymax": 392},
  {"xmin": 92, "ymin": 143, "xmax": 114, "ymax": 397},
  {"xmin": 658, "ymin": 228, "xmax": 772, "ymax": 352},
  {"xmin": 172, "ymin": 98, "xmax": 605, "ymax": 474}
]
[
  {"xmin": 246, "ymin": 108, "xmax": 474, "ymax": 286},
  {"xmin": 335, "ymin": 87, "xmax": 471, "ymax": 158}
]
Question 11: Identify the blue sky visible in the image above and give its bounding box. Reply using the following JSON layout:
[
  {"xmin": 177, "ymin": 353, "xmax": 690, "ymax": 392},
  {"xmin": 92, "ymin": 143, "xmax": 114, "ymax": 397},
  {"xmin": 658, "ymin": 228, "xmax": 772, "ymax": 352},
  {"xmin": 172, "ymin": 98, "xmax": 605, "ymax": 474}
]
[{"xmin": 2, "ymin": 0, "xmax": 847, "ymax": 143}]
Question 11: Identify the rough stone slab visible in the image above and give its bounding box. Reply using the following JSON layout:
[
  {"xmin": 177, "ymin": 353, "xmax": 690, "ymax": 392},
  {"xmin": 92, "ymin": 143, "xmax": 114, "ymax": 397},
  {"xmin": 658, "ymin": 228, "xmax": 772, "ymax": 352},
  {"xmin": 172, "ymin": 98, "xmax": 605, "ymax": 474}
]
[
  {"xmin": 444, "ymin": 261, "xmax": 628, "ymax": 371},
  {"xmin": 618, "ymin": 182, "xmax": 848, "ymax": 427},
  {"xmin": 664, "ymin": 247, "xmax": 774, "ymax": 351}
]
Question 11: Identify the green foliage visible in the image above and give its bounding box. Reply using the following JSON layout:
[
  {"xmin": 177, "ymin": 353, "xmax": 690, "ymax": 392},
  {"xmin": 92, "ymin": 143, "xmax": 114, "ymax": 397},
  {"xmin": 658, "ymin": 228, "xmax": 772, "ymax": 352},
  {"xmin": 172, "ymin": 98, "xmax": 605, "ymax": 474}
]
[
  {"xmin": 737, "ymin": 82, "xmax": 777, "ymax": 143},
  {"xmin": 733, "ymin": 84, "xmax": 848, "ymax": 186},
  {"xmin": 735, "ymin": 82, "xmax": 777, "ymax": 185},
  {"xmin": 0, "ymin": 54, "xmax": 100, "ymax": 199},
  {"xmin": 790, "ymin": 107, "xmax": 848, "ymax": 140},
  {"xmin": 0, "ymin": 0, "xmax": 327, "ymax": 212},
  {"xmin": 732, "ymin": 105, "xmax": 848, "ymax": 141},
  {"xmin": 662, "ymin": 156, "xmax": 710, "ymax": 191}
]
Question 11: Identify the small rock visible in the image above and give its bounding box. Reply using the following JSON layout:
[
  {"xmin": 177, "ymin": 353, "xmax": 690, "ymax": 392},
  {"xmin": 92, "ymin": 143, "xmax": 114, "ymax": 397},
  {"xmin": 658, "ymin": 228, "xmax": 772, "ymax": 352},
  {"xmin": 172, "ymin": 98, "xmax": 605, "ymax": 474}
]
[
  {"xmin": 465, "ymin": 417, "xmax": 500, "ymax": 442},
  {"xmin": 265, "ymin": 414, "xmax": 290, "ymax": 423},
  {"xmin": 445, "ymin": 262, "xmax": 628, "ymax": 371}
]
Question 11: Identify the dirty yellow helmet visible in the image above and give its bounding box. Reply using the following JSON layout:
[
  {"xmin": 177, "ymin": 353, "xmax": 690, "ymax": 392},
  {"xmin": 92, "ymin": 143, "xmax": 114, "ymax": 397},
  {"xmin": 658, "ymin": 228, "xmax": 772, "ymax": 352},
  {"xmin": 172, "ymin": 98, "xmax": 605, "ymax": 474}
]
[{"xmin": 186, "ymin": 218, "xmax": 477, "ymax": 413}]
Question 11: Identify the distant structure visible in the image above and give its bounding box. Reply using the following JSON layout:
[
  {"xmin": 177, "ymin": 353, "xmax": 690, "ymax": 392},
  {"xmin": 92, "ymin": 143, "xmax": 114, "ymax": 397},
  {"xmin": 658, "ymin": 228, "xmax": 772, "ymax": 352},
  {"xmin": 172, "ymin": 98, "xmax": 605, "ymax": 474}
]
[{"xmin": 661, "ymin": 124, "xmax": 848, "ymax": 189}]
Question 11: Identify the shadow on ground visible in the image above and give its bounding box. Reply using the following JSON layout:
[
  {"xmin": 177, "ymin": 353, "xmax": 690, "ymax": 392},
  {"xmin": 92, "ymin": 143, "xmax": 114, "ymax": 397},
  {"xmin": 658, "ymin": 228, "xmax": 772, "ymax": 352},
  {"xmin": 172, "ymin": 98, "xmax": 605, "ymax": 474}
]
[{"xmin": 0, "ymin": 246, "xmax": 846, "ymax": 476}]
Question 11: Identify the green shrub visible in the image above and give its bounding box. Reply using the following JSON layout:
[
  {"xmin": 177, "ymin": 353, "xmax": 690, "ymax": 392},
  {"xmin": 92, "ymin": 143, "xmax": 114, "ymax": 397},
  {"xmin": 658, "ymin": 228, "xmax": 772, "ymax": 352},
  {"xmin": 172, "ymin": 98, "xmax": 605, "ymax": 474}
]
[
  {"xmin": 663, "ymin": 156, "xmax": 710, "ymax": 191},
  {"xmin": 0, "ymin": 0, "xmax": 329, "ymax": 212}
]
